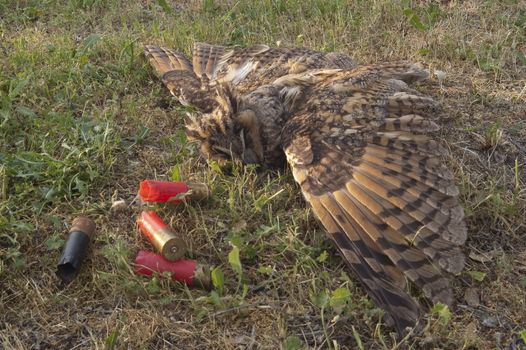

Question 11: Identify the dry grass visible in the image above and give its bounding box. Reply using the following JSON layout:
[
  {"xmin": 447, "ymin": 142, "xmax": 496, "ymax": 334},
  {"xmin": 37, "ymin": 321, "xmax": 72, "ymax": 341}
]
[{"xmin": 1, "ymin": 0, "xmax": 525, "ymax": 349}]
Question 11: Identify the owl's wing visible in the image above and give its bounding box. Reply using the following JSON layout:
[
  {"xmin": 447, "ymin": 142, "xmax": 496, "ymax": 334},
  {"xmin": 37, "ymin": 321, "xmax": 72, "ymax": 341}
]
[
  {"xmin": 144, "ymin": 45, "xmax": 217, "ymax": 112},
  {"xmin": 192, "ymin": 42, "xmax": 355, "ymax": 89},
  {"xmin": 191, "ymin": 42, "xmax": 278, "ymax": 82},
  {"xmin": 192, "ymin": 42, "xmax": 228, "ymax": 80},
  {"xmin": 281, "ymin": 64, "xmax": 466, "ymax": 335}
]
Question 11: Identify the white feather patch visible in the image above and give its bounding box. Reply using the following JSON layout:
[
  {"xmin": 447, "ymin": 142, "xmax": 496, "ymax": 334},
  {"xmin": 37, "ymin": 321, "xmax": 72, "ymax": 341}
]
[
  {"xmin": 224, "ymin": 60, "xmax": 258, "ymax": 85},
  {"xmin": 279, "ymin": 86, "xmax": 301, "ymax": 106}
]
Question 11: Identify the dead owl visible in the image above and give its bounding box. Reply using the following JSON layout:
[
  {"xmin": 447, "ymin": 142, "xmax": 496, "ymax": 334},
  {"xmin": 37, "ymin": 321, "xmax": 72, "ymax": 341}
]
[{"xmin": 145, "ymin": 42, "xmax": 466, "ymax": 336}]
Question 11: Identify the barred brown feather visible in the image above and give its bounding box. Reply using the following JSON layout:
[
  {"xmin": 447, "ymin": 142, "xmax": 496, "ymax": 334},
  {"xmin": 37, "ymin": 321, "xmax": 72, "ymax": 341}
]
[
  {"xmin": 144, "ymin": 45, "xmax": 217, "ymax": 112},
  {"xmin": 281, "ymin": 64, "xmax": 466, "ymax": 334},
  {"xmin": 145, "ymin": 42, "xmax": 355, "ymax": 112}
]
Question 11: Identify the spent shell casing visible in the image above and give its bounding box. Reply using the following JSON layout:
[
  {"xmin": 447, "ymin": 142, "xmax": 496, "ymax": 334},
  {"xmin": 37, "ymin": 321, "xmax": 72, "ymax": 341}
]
[
  {"xmin": 56, "ymin": 216, "xmax": 96, "ymax": 283},
  {"xmin": 136, "ymin": 211, "xmax": 187, "ymax": 261}
]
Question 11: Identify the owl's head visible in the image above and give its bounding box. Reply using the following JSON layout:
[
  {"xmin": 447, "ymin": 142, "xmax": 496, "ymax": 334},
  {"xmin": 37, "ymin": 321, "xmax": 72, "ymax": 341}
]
[{"xmin": 185, "ymin": 85, "xmax": 264, "ymax": 165}]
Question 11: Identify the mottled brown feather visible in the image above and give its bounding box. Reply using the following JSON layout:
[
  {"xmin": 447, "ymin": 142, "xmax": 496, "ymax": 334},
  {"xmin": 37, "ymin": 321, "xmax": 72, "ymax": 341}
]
[
  {"xmin": 281, "ymin": 64, "xmax": 466, "ymax": 335},
  {"xmin": 310, "ymin": 193, "xmax": 422, "ymax": 332},
  {"xmin": 144, "ymin": 45, "xmax": 217, "ymax": 112},
  {"xmin": 145, "ymin": 43, "xmax": 355, "ymax": 112}
]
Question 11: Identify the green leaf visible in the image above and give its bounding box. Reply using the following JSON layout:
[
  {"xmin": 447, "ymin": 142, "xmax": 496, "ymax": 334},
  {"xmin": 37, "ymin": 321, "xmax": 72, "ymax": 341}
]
[
  {"xmin": 468, "ymin": 271, "xmax": 487, "ymax": 282},
  {"xmin": 403, "ymin": 8, "xmax": 426, "ymax": 30},
  {"xmin": 520, "ymin": 330, "xmax": 526, "ymax": 344},
  {"xmin": 44, "ymin": 187, "xmax": 58, "ymax": 201},
  {"xmin": 431, "ymin": 303, "xmax": 451, "ymax": 325},
  {"xmin": 209, "ymin": 290, "xmax": 222, "ymax": 306},
  {"xmin": 283, "ymin": 335, "xmax": 302, "ymax": 350},
  {"xmin": 45, "ymin": 235, "xmax": 65, "ymax": 250},
  {"xmin": 146, "ymin": 275, "xmax": 161, "ymax": 294},
  {"xmin": 241, "ymin": 283, "xmax": 249, "ymax": 299},
  {"xmin": 132, "ymin": 126, "xmax": 150, "ymax": 146},
  {"xmin": 228, "ymin": 245, "xmax": 242, "ymax": 276},
  {"xmin": 329, "ymin": 287, "xmax": 351, "ymax": 308},
  {"xmin": 257, "ymin": 265, "xmax": 273, "ymax": 274},
  {"xmin": 330, "ymin": 287, "xmax": 351, "ymax": 314},
  {"xmin": 317, "ymin": 250, "xmax": 328, "ymax": 263},
  {"xmin": 226, "ymin": 232, "xmax": 244, "ymax": 248},
  {"xmin": 311, "ymin": 290, "xmax": 329, "ymax": 308},
  {"xmin": 209, "ymin": 160, "xmax": 223, "ymax": 174},
  {"xmin": 520, "ymin": 276, "xmax": 526, "ymax": 288},
  {"xmin": 211, "ymin": 266, "xmax": 225, "ymax": 295},
  {"xmin": 171, "ymin": 164, "xmax": 181, "ymax": 181}
]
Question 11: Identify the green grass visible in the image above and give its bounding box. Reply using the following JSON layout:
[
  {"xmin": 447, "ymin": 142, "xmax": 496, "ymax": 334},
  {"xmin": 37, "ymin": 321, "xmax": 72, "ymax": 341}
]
[{"xmin": 1, "ymin": 0, "xmax": 526, "ymax": 349}]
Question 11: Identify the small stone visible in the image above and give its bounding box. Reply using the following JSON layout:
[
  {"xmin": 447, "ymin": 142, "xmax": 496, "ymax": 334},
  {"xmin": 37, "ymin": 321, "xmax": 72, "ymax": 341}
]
[
  {"xmin": 111, "ymin": 199, "xmax": 127, "ymax": 211},
  {"xmin": 419, "ymin": 336, "xmax": 435, "ymax": 347},
  {"xmin": 434, "ymin": 69, "xmax": 447, "ymax": 82},
  {"xmin": 464, "ymin": 288, "xmax": 480, "ymax": 307},
  {"xmin": 482, "ymin": 316, "xmax": 498, "ymax": 328},
  {"xmin": 469, "ymin": 251, "xmax": 493, "ymax": 263}
]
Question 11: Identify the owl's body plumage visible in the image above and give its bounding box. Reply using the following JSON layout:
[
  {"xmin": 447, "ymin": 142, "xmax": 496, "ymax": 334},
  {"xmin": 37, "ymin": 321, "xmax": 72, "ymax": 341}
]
[{"xmin": 145, "ymin": 43, "xmax": 467, "ymax": 335}]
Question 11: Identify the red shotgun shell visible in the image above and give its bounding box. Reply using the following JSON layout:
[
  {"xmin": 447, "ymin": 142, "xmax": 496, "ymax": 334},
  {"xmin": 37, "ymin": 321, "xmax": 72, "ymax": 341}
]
[
  {"xmin": 139, "ymin": 180, "xmax": 209, "ymax": 203},
  {"xmin": 134, "ymin": 250, "xmax": 211, "ymax": 289},
  {"xmin": 136, "ymin": 211, "xmax": 187, "ymax": 261}
]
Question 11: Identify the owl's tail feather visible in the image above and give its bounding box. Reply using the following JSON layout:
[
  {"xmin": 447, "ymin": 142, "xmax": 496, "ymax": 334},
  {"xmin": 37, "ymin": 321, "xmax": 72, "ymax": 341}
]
[{"xmin": 144, "ymin": 45, "xmax": 217, "ymax": 113}]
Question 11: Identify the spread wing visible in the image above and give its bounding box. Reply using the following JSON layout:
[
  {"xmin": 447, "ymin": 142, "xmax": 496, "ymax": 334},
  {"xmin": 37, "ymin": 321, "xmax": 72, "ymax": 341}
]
[
  {"xmin": 281, "ymin": 64, "xmax": 466, "ymax": 335},
  {"xmin": 145, "ymin": 43, "xmax": 355, "ymax": 112},
  {"xmin": 144, "ymin": 45, "xmax": 217, "ymax": 112},
  {"xmin": 191, "ymin": 42, "xmax": 355, "ymax": 90}
]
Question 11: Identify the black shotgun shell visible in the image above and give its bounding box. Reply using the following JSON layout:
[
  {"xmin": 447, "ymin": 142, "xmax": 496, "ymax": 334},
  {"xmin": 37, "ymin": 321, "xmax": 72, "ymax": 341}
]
[{"xmin": 56, "ymin": 217, "xmax": 96, "ymax": 283}]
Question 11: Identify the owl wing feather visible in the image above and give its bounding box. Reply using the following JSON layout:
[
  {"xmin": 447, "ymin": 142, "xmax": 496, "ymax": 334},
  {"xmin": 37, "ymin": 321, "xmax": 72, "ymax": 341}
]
[
  {"xmin": 145, "ymin": 43, "xmax": 355, "ymax": 111},
  {"xmin": 280, "ymin": 64, "xmax": 466, "ymax": 335},
  {"xmin": 192, "ymin": 42, "xmax": 355, "ymax": 89},
  {"xmin": 144, "ymin": 45, "xmax": 217, "ymax": 112},
  {"xmin": 192, "ymin": 42, "xmax": 228, "ymax": 80}
]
